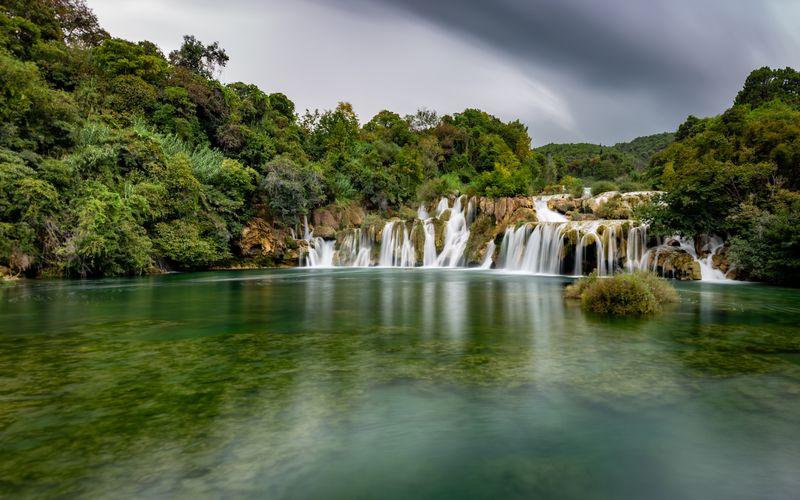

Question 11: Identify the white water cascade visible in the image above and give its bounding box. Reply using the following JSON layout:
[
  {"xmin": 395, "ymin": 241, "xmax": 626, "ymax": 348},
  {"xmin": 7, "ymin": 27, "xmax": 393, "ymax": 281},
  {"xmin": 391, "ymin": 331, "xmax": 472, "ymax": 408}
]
[
  {"xmin": 302, "ymin": 197, "xmax": 475, "ymax": 269},
  {"xmin": 432, "ymin": 197, "xmax": 470, "ymax": 268},
  {"xmin": 300, "ymin": 194, "xmax": 730, "ymax": 281},
  {"xmin": 301, "ymin": 216, "xmax": 336, "ymax": 268}
]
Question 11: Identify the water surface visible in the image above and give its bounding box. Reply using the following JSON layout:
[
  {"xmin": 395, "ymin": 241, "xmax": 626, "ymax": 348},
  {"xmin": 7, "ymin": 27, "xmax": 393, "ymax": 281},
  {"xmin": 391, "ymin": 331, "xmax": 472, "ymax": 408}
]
[{"xmin": 1, "ymin": 269, "xmax": 799, "ymax": 499}]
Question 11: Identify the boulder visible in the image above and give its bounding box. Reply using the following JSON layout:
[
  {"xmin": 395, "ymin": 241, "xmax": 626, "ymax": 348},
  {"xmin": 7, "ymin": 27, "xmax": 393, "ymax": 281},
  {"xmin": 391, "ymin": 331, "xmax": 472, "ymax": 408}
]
[
  {"xmin": 240, "ymin": 218, "xmax": 291, "ymax": 258},
  {"xmin": 313, "ymin": 225, "xmax": 337, "ymax": 239},
  {"xmin": 495, "ymin": 198, "xmax": 508, "ymax": 221},
  {"xmin": 312, "ymin": 208, "xmax": 338, "ymax": 229},
  {"xmin": 651, "ymin": 248, "xmax": 702, "ymax": 280}
]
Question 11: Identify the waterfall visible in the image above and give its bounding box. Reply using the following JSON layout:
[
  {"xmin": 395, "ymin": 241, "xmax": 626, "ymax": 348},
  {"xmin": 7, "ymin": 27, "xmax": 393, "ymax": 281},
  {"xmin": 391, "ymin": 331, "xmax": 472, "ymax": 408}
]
[
  {"xmin": 422, "ymin": 219, "xmax": 437, "ymax": 267},
  {"xmin": 533, "ymin": 195, "xmax": 569, "ymax": 223},
  {"xmin": 299, "ymin": 194, "xmax": 730, "ymax": 280},
  {"xmin": 498, "ymin": 218, "xmax": 653, "ymax": 277},
  {"xmin": 336, "ymin": 228, "xmax": 374, "ymax": 267},
  {"xmin": 301, "ymin": 216, "xmax": 336, "ymax": 268},
  {"xmin": 625, "ymin": 225, "xmax": 649, "ymax": 272},
  {"xmin": 378, "ymin": 221, "xmax": 416, "ymax": 267},
  {"xmin": 431, "ymin": 197, "xmax": 470, "ymax": 268},
  {"xmin": 480, "ymin": 241, "xmax": 496, "ymax": 269},
  {"xmin": 698, "ymin": 236, "xmax": 727, "ymax": 281}
]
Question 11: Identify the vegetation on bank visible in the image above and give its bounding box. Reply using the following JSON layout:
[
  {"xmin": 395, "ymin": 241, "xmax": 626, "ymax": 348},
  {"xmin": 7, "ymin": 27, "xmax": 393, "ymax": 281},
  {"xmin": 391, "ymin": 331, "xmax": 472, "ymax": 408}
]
[
  {"xmin": 640, "ymin": 67, "xmax": 800, "ymax": 285},
  {"xmin": 565, "ymin": 271, "xmax": 679, "ymax": 315},
  {"xmin": 0, "ymin": 1, "xmax": 797, "ymax": 285}
]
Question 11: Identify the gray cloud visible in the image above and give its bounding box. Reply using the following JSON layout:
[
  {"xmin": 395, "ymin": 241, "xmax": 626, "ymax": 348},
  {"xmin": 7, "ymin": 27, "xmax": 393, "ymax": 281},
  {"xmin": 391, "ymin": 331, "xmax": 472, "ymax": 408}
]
[{"xmin": 89, "ymin": 0, "xmax": 799, "ymax": 144}]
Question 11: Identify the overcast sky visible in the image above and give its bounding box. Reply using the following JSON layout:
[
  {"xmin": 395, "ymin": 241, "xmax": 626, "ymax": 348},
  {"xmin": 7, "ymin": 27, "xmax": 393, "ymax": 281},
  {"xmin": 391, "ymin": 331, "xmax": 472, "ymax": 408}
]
[{"xmin": 88, "ymin": 0, "xmax": 799, "ymax": 146}]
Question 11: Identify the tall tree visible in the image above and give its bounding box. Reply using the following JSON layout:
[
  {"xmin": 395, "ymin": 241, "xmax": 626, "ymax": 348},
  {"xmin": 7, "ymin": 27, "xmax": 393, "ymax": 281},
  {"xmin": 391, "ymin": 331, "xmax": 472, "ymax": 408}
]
[{"xmin": 168, "ymin": 35, "xmax": 229, "ymax": 78}]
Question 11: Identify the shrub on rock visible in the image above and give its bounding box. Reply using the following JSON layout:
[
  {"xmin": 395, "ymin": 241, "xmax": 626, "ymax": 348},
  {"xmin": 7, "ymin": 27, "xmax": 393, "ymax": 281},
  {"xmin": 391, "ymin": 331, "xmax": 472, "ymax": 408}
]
[{"xmin": 565, "ymin": 271, "xmax": 678, "ymax": 315}]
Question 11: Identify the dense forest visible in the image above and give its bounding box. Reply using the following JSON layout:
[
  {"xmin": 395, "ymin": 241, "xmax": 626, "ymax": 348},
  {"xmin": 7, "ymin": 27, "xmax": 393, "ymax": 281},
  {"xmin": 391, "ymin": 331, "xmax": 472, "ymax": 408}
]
[
  {"xmin": 1, "ymin": 1, "xmax": 798, "ymax": 284},
  {"xmin": 536, "ymin": 132, "xmax": 674, "ymax": 194},
  {"xmin": 642, "ymin": 67, "xmax": 800, "ymax": 285}
]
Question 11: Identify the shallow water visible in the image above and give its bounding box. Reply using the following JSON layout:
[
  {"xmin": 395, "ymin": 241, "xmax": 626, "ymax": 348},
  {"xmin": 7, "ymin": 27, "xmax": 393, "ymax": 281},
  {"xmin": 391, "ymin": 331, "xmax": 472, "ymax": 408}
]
[{"xmin": 1, "ymin": 269, "xmax": 799, "ymax": 499}]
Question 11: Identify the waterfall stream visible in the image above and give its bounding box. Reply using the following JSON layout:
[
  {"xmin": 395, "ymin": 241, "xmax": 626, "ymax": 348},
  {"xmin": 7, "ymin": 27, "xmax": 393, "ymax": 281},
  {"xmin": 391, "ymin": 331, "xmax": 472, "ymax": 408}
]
[{"xmin": 300, "ymin": 196, "xmax": 730, "ymax": 280}]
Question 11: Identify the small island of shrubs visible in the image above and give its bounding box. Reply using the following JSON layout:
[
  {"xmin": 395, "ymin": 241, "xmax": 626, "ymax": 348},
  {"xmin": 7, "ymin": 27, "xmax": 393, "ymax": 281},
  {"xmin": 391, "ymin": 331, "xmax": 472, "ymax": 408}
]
[{"xmin": 565, "ymin": 271, "xmax": 678, "ymax": 315}]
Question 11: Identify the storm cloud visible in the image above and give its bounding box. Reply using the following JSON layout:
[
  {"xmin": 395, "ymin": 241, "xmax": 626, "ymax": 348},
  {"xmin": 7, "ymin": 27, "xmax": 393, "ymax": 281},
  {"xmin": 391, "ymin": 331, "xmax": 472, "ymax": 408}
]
[{"xmin": 89, "ymin": 0, "xmax": 799, "ymax": 144}]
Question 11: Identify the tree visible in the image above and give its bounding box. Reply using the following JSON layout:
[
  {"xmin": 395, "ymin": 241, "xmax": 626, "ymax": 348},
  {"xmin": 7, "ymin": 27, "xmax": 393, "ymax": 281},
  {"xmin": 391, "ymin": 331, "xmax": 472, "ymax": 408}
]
[
  {"xmin": 46, "ymin": 0, "xmax": 109, "ymax": 47},
  {"xmin": 734, "ymin": 67, "xmax": 800, "ymax": 109},
  {"xmin": 168, "ymin": 35, "xmax": 229, "ymax": 78}
]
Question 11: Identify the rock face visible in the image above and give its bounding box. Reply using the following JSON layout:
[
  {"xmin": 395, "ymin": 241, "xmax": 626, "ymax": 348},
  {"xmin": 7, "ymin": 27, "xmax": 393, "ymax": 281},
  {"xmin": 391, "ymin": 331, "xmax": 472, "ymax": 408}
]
[
  {"xmin": 584, "ymin": 191, "xmax": 659, "ymax": 220},
  {"xmin": 548, "ymin": 197, "xmax": 582, "ymax": 215},
  {"xmin": 310, "ymin": 202, "xmax": 366, "ymax": 240},
  {"xmin": 650, "ymin": 248, "xmax": 702, "ymax": 280},
  {"xmin": 240, "ymin": 218, "xmax": 296, "ymax": 264}
]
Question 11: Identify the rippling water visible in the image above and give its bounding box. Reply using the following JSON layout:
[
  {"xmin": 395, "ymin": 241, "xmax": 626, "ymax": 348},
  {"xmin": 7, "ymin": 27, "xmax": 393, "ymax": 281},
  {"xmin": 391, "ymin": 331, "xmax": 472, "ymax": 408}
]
[{"xmin": 1, "ymin": 270, "xmax": 799, "ymax": 499}]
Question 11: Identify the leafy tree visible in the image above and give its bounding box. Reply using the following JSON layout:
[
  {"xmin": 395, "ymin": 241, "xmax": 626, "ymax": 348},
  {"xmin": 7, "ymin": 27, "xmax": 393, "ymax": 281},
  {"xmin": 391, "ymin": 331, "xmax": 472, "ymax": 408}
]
[
  {"xmin": 734, "ymin": 66, "xmax": 800, "ymax": 109},
  {"xmin": 46, "ymin": 0, "xmax": 109, "ymax": 47},
  {"xmin": 168, "ymin": 35, "xmax": 228, "ymax": 78},
  {"xmin": 258, "ymin": 156, "xmax": 325, "ymax": 225},
  {"xmin": 92, "ymin": 38, "xmax": 168, "ymax": 83}
]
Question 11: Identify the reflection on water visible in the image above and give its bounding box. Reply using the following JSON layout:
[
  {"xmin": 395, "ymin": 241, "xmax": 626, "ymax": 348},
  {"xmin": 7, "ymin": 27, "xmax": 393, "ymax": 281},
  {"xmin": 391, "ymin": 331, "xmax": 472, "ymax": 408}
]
[{"xmin": 1, "ymin": 270, "xmax": 799, "ymax": 499}]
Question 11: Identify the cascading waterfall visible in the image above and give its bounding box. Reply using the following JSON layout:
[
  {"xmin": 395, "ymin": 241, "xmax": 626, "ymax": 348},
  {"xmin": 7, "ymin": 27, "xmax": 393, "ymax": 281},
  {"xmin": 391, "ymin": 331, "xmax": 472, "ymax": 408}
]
[
  {"xmin": 378, "ymin": 221, "xmax": 417, "ymax": 267},
  {"xmin": 432, "ymin": 197, "xmax": 470, "ymax": 268},
  {"xmin": 301, "ymin": 216, "xmax": 336, "ymax": 268},
  {"xmin": 336, "ymin": 228, "xmax": 374, "ymax": 267},
  {"xmin": 303, "ymin": 197, "xmax": 474, "ymax": 269},
  {"xmin": 300, "ymin": 195, "xmax": 730, "ymax": 280}
]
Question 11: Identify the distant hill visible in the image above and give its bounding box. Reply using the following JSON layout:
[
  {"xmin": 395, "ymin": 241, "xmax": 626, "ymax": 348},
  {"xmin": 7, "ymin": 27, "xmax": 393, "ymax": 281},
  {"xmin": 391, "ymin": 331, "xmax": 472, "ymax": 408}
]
[{"xmin": 535, "ymin": 132, "xmax": 674, "ymax": 181}]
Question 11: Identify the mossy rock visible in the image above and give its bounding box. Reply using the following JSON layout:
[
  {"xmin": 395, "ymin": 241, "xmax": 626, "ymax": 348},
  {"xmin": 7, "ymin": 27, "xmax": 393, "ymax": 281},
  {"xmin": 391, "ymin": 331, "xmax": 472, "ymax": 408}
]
[{"xmin": 464, "ymin": 213, "xmax": 496, "ymax": 265}]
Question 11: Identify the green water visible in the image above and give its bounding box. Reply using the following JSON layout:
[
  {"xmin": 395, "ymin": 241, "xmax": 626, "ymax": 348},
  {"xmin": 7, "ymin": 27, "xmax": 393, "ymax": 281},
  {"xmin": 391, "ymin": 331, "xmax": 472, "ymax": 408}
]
[{"xmin": 1, "ymin": 269, "xmax": 800, "ymax": 499}]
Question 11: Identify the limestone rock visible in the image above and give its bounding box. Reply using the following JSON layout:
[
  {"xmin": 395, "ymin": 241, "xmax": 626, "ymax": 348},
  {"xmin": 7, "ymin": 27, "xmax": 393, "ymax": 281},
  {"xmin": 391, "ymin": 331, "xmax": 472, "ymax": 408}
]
[
  {"xmin": 312, "ymin": 208, "xmax": 337, "ymax": 228},
  {"xmin": 313, "ymin": 225, "xmax": 337, "ymax": 239},
  {"xmin": 240, "ymin": 218, "xmax": 291, "ymax": 259},
  {"xmin": 651, "ymin": 248, "xmax": 702, "ymax": 280}
]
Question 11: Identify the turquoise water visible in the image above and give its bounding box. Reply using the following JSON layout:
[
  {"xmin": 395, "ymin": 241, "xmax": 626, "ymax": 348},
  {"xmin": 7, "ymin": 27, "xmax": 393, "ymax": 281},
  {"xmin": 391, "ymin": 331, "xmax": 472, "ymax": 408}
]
[{"xmin": 1, "ymin": 269, "xmax": 800, "ymax": 499}]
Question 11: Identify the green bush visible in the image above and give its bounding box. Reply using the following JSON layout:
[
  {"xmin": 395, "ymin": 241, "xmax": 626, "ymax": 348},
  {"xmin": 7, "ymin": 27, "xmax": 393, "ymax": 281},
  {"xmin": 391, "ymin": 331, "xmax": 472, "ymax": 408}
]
[
  {"xmin": 564, "ymin": 270, "xmax": 598, "ymax": 299},
  {"xmin": 416, "ymin": 173, "xmax": 462, "ymax": 202},
  {"xmin": 560, "ymin": 175, "xmax": 584, "ymax": 197},
  {"xmin": 618, "ymin": 180, "xmax": 650, "ymax": 193},
  {"xmin": 590, "ymin": 180, "xmax": 619, "ymax": 196},
  {"xmin": 565, "ymin": 271, "xmax": 678, "ymax": 315}
]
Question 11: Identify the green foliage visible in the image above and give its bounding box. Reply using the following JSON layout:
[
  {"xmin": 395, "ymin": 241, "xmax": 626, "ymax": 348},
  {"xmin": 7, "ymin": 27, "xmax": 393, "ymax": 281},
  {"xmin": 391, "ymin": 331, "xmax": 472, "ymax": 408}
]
[
  {"xmin": 259, "ymin": 156, "xmax": 325, "ymax": 225},
  {"xmin": 726, "ymin": 190, "xmax": 800, "ymax": 285},
  {"xmin": 643, "ymin": 68, "xmax": 800, "ymax": 284},
  {"xmin": 168, "ymin": 35, "xmax": 228, "ymax": 79},
  {"xmin": 590, "ymin": 180, "xmax": 619, "ymax": 196},
  {"xmin": 151, "ymin": 219, "xmax": 224, "ymax": 269},
  {"xmin": 0, "ymin": 52, "xmax": 79, "ymax": 153},
  {"xmin": 734, "ymin": 66, "xmax": 800, "ymax": 109},
  {"xmin": 92, "ymin": 38, "xmax": 168, "ymax": 83},
  {"xmin": 57, "ymin": 181, "xmax": 153, "ymax": 277},
  {"xmin": 566, "ymin": 271, "xmax": 678, "ymax": 316},
  {"xmin": 537, "ymin": 133, "xmax": 672, "ymax": 187},
  {"xmin": 416, "ymin": 173, "xmax": 463, "ymax": 203}
]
